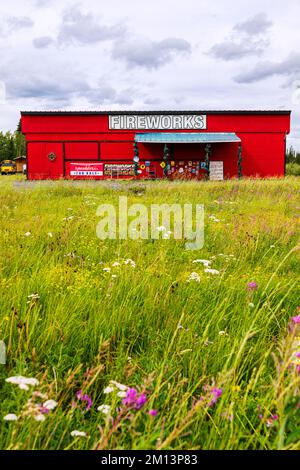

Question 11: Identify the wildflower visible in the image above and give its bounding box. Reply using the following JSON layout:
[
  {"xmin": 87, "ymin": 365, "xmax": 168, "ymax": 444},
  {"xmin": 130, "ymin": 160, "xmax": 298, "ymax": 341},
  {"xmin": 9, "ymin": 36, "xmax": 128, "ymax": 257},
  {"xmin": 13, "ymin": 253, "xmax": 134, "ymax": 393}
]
[
  {"xmin": 3, "ymin": 414, "xmax": 18, "ymax": 421},
  {"xmin": 6, "ymin": 376, "xmax": 39, "ymax": 391},
  {"xmin": 109, "ymin": 380, "xmax": 128, "ymax": 391},
  {"xmin": 149, "ymin": 409, "xmax": 158, "ymax": 416},
  {"xmin": 208, "ymin": 387, "xmax": 222, "ymax": 407},
  {"xmin": 34, "ymin": 413, "xmax": 46, "ymax": 422},
  {"xmin": 156, "ymin": 226, "xmax": 166, "ymax": 232},
  {"xmin": 117, "ymin": 391, "xmax": 127, "ymax": 398},
  {"xmin": 111, "ymin": 274, "xmax": 117, "ymax": 279},
  {"xmin": 192, "ymin": 259, "xmax": 211, "ymax": 267},
  {"xmin": 76, "ymin": 390, "xmax": 92, "ymax": 411},
  {"xmin": 204, "ymin": 268, "xmax": 220, "ymax": 275},
  {"xmin": 232, "ymin": 385, "xmax": 241, "ymax": 393},
  {"xmin": 248, "ymin": 303, "xmax": 255, "ymax": 308},
  {"xmin": 103, "ymin": 267, "xmax": 111, "ymax": 273},
  {"xmin": 218, "ymin": 331, "xmax": 226, "ymax": 336},
  {"xmin": 71, "ymin": 430, "xmax": 87, "ymax": 437},
  {"xmin": 97, "ymin": 404, "xmax": 111, "ymax": 415},
  {"xmin": 25, "ymin": 232, "xmax": 31, "ymax": 237},
  {"xmin": 112, "ymin": 262, "xmax": 120, "ymax": 267},
  {"xmin": 187, "ymin": 272, "xmax": 200, "ymax": 283},
  {"xmin": 292, "ymin": 315, "xmax": 300, "ymax": 324},
  {"xmin": 122, "ymin": 388, "xmax": 147, "ymax": 410},
  {"xmin": 103, "ymin": 386, "xmax": 115, "ymax": 394},
  {"xmin": 247, "ymin": 282, "xmax": 258, "ymax": 291},
  {"xmin": 47, "ymin": 232, "xmax": 53, "ymax": 238},
  {"xmin": 43, "ymin": 399, "xmax": 57, "ymax": 411},
  {"xmin": 124, "ymin": 259, "xmax": 136, "ymax": 268}
]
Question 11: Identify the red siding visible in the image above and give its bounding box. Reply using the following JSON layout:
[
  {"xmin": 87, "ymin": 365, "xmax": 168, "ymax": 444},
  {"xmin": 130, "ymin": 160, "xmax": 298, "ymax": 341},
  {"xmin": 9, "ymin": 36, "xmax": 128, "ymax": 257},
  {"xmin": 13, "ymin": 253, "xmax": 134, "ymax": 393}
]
[{"xmin": 22, "ymin": 112, "xmax": 291, "ymax": 180}]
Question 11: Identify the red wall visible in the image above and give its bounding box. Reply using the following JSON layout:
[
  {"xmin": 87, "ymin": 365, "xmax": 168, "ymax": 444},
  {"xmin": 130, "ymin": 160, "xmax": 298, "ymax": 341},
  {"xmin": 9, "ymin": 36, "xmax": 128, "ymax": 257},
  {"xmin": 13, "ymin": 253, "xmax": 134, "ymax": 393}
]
[{"xmin": 21, "ymin": 112, "xmax": 291, "ymax": 180}]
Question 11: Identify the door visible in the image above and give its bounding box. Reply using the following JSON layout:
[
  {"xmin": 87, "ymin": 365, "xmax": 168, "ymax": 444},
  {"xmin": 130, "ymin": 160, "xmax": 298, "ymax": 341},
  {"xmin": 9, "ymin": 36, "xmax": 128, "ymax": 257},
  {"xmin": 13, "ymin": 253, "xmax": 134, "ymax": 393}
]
[{"xmin": 27, "ymin": 142, "xmax": 64, "ymax": 179}]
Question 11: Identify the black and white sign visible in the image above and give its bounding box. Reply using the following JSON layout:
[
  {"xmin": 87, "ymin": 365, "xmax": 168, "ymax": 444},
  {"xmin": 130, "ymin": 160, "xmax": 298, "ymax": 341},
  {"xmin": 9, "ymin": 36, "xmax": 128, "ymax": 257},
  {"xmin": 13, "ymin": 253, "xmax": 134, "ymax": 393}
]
[
  {"xmin": 109, "ymin": 114, "xmax": 207, "ymax": 130},
  {"xmin": 209, "ymin": 161, "xmax": 224, "ymax": 181}
]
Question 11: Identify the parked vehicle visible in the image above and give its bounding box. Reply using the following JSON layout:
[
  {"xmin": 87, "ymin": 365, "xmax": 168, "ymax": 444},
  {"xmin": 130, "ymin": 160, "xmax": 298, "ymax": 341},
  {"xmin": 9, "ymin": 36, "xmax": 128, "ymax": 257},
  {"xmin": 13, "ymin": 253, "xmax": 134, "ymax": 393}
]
[{"xmin": 1, "ymin": 160, "xmax": 17, "ymax": 175}]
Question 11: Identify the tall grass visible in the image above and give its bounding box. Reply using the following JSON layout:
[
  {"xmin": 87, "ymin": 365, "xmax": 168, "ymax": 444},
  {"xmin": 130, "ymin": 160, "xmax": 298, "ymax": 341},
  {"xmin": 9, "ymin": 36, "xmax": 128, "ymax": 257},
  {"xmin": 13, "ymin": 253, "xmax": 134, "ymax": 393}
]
[{"xmin": 0, "ymin": 176, "xmax": 299, "ymax": 450}]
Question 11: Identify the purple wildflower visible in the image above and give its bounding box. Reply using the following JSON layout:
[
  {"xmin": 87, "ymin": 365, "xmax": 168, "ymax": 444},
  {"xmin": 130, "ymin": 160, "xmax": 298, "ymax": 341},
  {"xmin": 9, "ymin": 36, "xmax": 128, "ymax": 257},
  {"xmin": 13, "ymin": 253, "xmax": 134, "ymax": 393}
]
[
  {"xmin": 122, "ymin": 387, "xmax": 147, "ymax": 410},
  {"xmin": 291, "ymin": 315, "xmax": 300, "ymax": 324},
  {"xmin": 122, "ymin": 388, "xmax": 137, "ymax": 406},
  {"xmin": 272, "ymin": 414, "xmax": 279, "ymax": 421},
  {"xmin": 247, "ymin": 282, "xmax": 258, "ymax": 291},
  {"xmin": 136, "ymin": 393, "xmax": 147, "ymax": 409},
  {"xmin": 39, "ymin": 406, "xmax": 50, "ymax": 414},
  {"xmin": 76, "ymin": 389, "xmax": 93, "ymax": 411},
  {"xmin": 149, "ymin": 409, "xmax": 158, "ymax": 416},
  {"xmin": 208, "ymin": 387, "xmax": 222, "ymax": 407}
]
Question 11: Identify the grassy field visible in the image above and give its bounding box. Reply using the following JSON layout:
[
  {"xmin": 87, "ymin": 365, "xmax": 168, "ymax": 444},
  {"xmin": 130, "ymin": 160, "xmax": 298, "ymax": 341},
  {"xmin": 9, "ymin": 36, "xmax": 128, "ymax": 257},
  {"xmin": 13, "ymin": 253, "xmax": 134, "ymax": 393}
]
[{"xmin": 0, "ymin": 175, "xmax": 299, "ymax": 450}]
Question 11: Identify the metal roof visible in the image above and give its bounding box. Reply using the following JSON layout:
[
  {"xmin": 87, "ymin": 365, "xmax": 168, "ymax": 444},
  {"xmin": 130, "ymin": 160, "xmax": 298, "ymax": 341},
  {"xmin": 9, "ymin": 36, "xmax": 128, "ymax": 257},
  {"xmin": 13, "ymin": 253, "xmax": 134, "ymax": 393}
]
[
  {"xmin": 20, "ymin": 110, "xmax": 291, "ymax": 116},
  {"xmin": 135, "ymin": 132, "xmax": 241, "ymax": 143}
]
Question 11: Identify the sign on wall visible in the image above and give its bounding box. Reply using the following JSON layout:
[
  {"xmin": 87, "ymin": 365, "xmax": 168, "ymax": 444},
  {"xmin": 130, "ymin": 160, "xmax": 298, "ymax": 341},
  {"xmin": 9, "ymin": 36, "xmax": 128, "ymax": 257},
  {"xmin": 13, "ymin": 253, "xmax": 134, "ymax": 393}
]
[
  {"xmin": 67, "ymin": 162, "xmax": 103, "ymax": 177},
  {"xmin": 104, "ymin": 164, "xmax": 135, "ymax": 176},
  {"xmin": 209, "ymin": 161, "xmax": 224, "ymax": 181},
  {"xmin": 109, "ymin": 114, "xmax": 207, "ymax": 130}
]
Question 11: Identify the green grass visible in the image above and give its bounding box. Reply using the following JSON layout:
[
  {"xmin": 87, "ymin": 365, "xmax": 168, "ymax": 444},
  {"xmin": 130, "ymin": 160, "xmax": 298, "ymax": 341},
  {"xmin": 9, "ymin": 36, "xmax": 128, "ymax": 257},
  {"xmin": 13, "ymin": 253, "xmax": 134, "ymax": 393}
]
[{"xmin": 0, "ymin": 175, "xmax": 299, "ymax": 450}]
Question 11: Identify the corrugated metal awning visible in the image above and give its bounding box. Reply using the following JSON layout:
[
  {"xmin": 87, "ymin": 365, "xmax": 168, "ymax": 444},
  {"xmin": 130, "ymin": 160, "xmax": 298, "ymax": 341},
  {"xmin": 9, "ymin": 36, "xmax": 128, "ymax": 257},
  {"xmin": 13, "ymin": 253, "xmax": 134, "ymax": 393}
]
[{"xmin": 134, "ymin": 132, "xmax": 241, "ymax": 143}]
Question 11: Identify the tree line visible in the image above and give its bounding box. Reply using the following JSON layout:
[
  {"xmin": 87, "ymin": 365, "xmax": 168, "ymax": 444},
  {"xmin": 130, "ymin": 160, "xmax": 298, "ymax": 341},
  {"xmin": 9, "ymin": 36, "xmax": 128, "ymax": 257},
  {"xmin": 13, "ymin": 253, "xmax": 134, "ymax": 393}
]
[
  {"xmin": 0, "ymin": 120, "xmax": 26, "ymax": 163},
  {"xmin": 286, "ymin": 146, "xmax": 300, "ymax": 165}
]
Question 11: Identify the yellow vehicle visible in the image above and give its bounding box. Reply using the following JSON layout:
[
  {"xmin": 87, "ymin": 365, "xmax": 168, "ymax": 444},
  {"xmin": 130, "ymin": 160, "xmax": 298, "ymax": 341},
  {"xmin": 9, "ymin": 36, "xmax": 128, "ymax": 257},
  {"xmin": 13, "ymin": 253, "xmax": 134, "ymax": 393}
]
[{"xmin": 1, "ymin": 160, "xmax": 16, "ymax": 175}]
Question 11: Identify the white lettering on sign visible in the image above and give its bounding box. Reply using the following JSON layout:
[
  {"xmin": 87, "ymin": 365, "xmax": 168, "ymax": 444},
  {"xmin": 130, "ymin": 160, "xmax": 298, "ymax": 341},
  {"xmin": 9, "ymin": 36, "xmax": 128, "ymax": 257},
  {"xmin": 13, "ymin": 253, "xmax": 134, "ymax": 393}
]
[
  {"xmin": 109, "ymin": 115, "xmax": 207, "ymax": 130},
  {"xmin": 209, "ymin": 161, "xmax": 224, "ymax": 181}
]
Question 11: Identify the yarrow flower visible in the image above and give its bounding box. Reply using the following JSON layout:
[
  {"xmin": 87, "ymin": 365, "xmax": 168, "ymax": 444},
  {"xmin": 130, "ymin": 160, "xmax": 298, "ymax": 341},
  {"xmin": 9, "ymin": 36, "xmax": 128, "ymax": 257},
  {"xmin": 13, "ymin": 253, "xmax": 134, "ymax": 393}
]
[
  {"xmin": 204, "ymin": 268, "xmax": 220, "ymax": 275},
  {"xmin": 187, "ymin": 272, "xmax": 200, "ymax": 283},
  {"xmin": 97, "ymin": 404, "xmax": 111, "ymax": 415},
  {"xmin": 193, "ymin": 259, "xmax": 211, "ymax": 267},
  {"xmin": 42, "ymin": 399, "xmax": 58, "ymax": 411},
  {"xmin": 3, "ymin": 414, "xmax": 18, "ymax": 421},
  {"xmin": 71, "ymin": 430, "xmax": 87, "ymax": 437},
  {"xmin": 6, "ymin": 376, "xmax": 39, "ymax": 391}
]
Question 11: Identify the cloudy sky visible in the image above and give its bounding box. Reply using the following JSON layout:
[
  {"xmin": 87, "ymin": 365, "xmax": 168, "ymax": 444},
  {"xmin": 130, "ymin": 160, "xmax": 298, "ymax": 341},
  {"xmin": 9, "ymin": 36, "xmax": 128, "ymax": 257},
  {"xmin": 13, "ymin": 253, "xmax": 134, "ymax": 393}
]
[{"xmin": 0, "ymin": 0, "xmax": 299, "ymax": 148}]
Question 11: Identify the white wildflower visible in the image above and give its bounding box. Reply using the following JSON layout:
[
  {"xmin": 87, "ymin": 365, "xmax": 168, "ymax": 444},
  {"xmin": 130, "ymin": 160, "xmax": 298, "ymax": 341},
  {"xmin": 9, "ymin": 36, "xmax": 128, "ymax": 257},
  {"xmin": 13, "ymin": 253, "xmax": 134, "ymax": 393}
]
[
  {"xmin": 204, "ymin": 268, "xmax": 220, "ymax": 275},
  {"xmin": 43, "ymin": 399, "xmax": 58, "ymax": 410},
  {"xmin": 156, "ymin": 226, "xmax": 166, "ymax": 232},
  {"xmin": 187, "ymin": 272, "xmax": 200, "ymax": 283},
  {"xmin": 116, "ymin": 391, "xmax": 127, "ymax": 398},
  {"xmin": 112, "ymin": 262, "xmax": 120, "ymax": 267},
  {"xmin": 193, "ymin": 259, "xmax": 211, "ymax": 267},
  {"xmin": 34, "ymin": 414, "xmax": 46, "ymax": 422},
  {"xmin": 103, "ymin": 386, "xmax": 115, "ymax": 394},
  {"xmin": 3, "ymin": 414, "xmax": 18, "ymax": 421},
  {"xmin": 6, "ymin": 376, "xmax": 39, "ymax": 390},
  {"xmin": 111, "ymin": 274, "xmax": 117, "ymax": 279},
  {"xmin": 71, "ymin": 430, "xmax": 87, "ymax": 437},
  {"xmin": 24, "ymin": 232, "xmax": 31, "ymax": 237},
  {"xmin": 124, "ymin": 259, "xmax": 136, "ymax": 268},
  {"xmin": 47, "ymin": 232, "xmax": 53, "ymax": 238},
  {"xmin": 109, "ymin": 380, "xmax": 128, "ymax": 391},
  {"xmin": 248, "ymin": 303, "xmax": 255, "ymax": 308},
  {"xmin": 97, "ymin": 404, "xmax": 111, "ymax": 415},
  {"xmin": 103, "ymin": 267, "xmax": 111, "ymax": 272}
]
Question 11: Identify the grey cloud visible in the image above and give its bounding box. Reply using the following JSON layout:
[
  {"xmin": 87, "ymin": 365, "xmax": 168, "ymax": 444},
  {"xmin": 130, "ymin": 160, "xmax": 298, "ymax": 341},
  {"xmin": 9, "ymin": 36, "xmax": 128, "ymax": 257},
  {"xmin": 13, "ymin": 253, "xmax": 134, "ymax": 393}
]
[
  {"xmin": 58, "ymin": 6, "xmax": 126, "ymax": 45},
  {"xmin": 111, "ymin": 37, "xmax": 191, "ymax": 69},
  {"xmin": 208, "ymin": 12, "xmax": 271, "ymax": 61},
  {"xmin": 33, "ymin": 36, "xmax": 55, "ymax": 48},
  {"xmin": 234, "ymin": 52, "xmax": 300, "ymax": 83},
  {"xmin": 233, "ymin": 13, "xmax": 272, "ymax": 36},
  {"xmin": 209, "ymin": 39, "xmax": 268, "ymax": 61},
  {"xmin": 7, "ymin": 16, "xmax": 34, "ymax": 29}
]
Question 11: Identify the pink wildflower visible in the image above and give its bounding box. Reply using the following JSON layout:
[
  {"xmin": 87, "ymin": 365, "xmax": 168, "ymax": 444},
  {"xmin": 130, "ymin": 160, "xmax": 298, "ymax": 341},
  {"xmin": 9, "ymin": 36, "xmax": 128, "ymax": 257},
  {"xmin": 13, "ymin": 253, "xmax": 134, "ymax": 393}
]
[{"xmin": 149, "ymin": 409, "xmax": 158, "ymax": 416}]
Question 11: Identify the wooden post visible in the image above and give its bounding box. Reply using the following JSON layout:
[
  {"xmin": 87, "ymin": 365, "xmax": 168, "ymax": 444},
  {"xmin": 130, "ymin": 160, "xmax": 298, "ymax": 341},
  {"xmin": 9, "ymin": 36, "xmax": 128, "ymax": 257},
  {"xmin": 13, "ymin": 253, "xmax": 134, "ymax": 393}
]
[
  {"xmin": 238, "ymin": 144, "xmax": 242, "ymax": 179},
  {"xmin": 205, "ymin": 144, "xmax": 211, "ymax": 180}
]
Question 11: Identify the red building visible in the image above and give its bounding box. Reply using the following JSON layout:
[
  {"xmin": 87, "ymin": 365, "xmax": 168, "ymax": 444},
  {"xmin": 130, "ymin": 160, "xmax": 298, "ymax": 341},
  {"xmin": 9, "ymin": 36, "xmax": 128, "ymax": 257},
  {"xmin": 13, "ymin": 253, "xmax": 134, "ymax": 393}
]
[{"xmin": 21, "ymin": 110, "xmax": 291, "ymax": 180}]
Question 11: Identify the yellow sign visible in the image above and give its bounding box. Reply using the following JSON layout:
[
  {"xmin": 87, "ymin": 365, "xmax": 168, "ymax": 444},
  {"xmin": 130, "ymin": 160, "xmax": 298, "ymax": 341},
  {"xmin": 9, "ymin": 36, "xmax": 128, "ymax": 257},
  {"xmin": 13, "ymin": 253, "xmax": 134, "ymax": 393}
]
[
  {"xmin": 140, "ymin": 164, "xmax": 146, "ymax": 170},
  {"xmin": 160, "ymin": 162, "xmax": 166, "ymax": 169}
]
